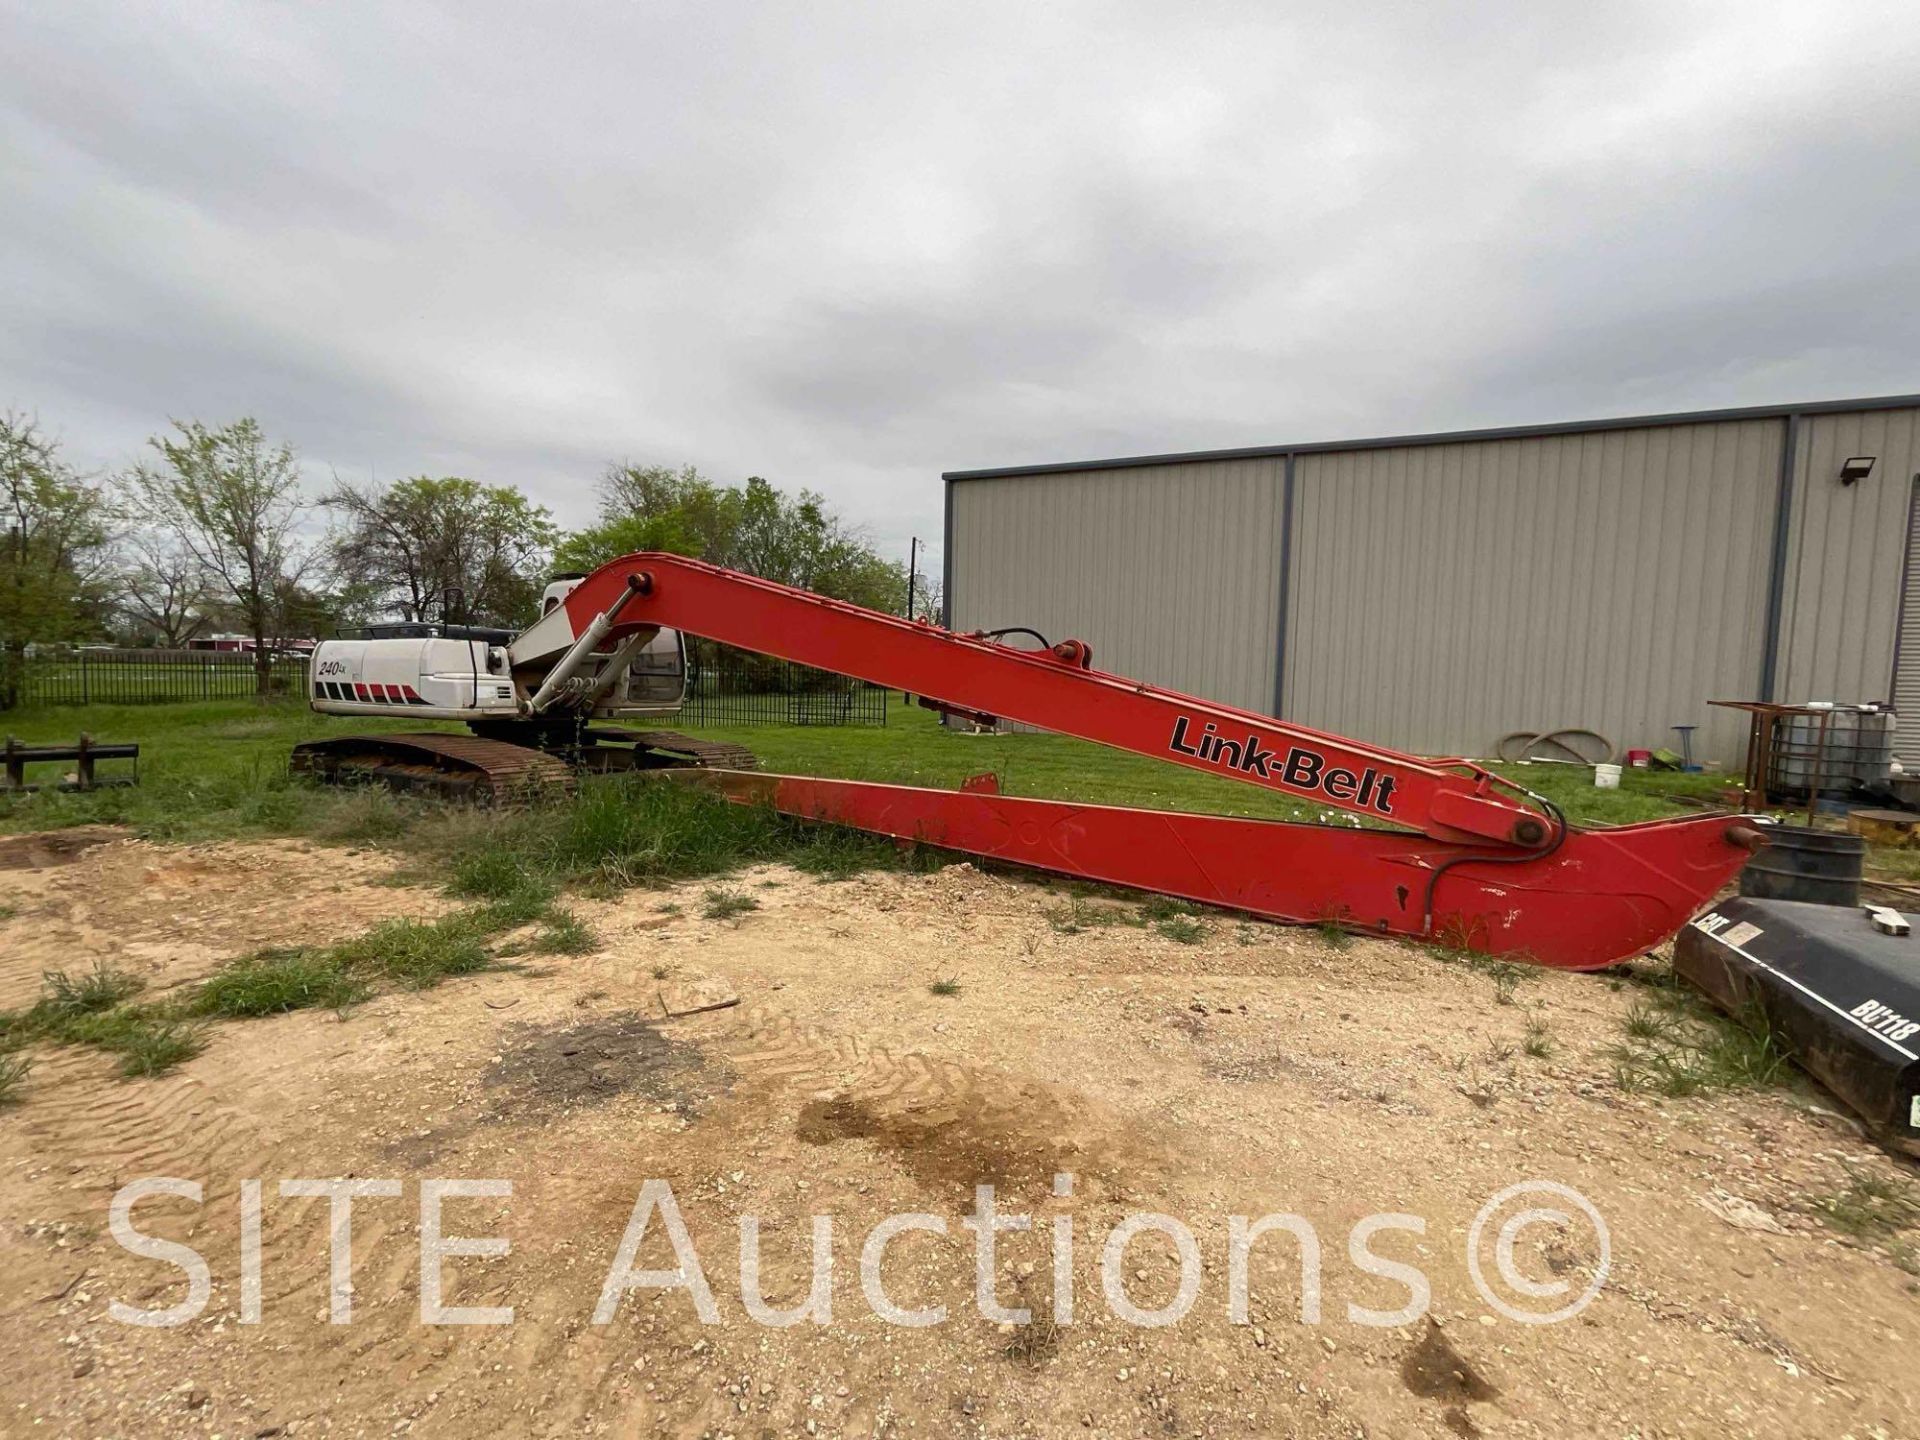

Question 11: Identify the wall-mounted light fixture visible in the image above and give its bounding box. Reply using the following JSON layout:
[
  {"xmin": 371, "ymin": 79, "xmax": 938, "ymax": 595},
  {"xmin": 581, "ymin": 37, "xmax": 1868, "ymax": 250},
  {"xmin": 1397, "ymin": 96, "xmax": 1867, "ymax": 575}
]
[{"xmin": 1840, "ymin": 456, "xmax": 1877, "ymax": 485}]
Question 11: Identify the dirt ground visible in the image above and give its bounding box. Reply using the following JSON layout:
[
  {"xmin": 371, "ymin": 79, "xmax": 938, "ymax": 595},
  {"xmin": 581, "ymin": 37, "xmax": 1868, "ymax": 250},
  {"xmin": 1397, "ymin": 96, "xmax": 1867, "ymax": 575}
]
[{"xmin": 1, "ymin": 831, "xmax": 1916, "ymax": 1439}]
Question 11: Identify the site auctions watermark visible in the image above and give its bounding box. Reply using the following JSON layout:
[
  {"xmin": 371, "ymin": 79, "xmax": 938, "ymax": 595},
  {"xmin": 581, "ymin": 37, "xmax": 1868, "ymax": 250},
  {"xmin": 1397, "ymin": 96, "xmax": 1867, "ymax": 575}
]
[{"xmin": 103, "ymin": 1174, "xmax": 1608, "ymax": 1331}]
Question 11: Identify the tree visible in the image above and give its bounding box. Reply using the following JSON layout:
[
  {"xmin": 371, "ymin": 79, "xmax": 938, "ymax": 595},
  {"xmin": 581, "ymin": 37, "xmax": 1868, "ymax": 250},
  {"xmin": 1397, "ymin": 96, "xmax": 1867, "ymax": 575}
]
[
  {"xmin": 326, "ymin": 475, "xmax": 557, "ymax": 627},
  {"xmin": 597, "ymin": 463, "xmax": 742, "ymax": 561},
  {"xmin": 0, "ymin": 412, "xmax": 114, "ymax": 704},
  {"xmin": 116, "ymin": 530, "xmax": 214, "ymax": 647},
  {"xmin": 551, "ymin": 510, "xmax": 698, "ymax": 574},
  {"xmin": 908, "ymin": 569, "xmax": 941, "ymax": 625},
  {"xmin": 128, "ymin": 418, "xmax": 314, "ymax": 696},
  {"xmin": 560, "ymin": 465, "xmax": 908, "ymax": 613},
  {"xmin": 558, "ymin": 463, "xmax": 910, "ymax": 685}
]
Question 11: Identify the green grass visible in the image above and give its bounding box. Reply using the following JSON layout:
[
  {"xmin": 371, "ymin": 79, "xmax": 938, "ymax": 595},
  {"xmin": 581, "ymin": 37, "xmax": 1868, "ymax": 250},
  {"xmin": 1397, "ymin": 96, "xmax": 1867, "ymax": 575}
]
[
  {"xmin": 681, "ymin": 698, "xmax": 1738, "ymax": 827},
  {"xmin": 0, "ymin": 896, "xmax": 535, "ymax": 1087},
  {"xmin": 423, "ymin": 769, "xmax": 922, "ymax": 904},
  {"xmin": 0, "ymin": 692, "xmax": 1768, "ymax": 857},
  {"xmin": 332, "ymin": 916, "xmax": 493, "ymax": 988},
  {"xmin": 1433, "ymin": 934, "xmax": 1541, "ymax": 1000},
  {"xmin": 0, "ymin": 698, "xmax": 466, "ymax": 840},
  {"xmin": 1610, "ymin": 985, "xmax": 1793, "ymax": 1097},
  {"xmin": 1622, "ymin": 999, "xmax": 1680, "ymax": 1042},
  {"xmin": 1480, "ymin": 759, "xmax": 1734, "ymax": 827},
  {"xmin": 1866, "ymin": 847, "xmax": 1920, "ymax": 884},
  {"xmin": 0, "ymin": 965, "xmax": 212, "ymax": 1079},
  {"xmin": 534, "ymin": 908, "xmax": 599, "ymax": 955},
  {"xmin": 0, "ymin": 902, "xmax": 16, "ymax": 922},
  {"xmin": 103, "ymin": 1016, "xmax": 209, "ymax": 1077},
  {"xmin": 0, "ymin": 694, "xmax": 1744, "ymax": 863},
  {"xmin": 190, "ymin": 949, "xmax": 371, "ymax": 1017},
  {"xmin": 929, "ymin": 976, "xmax": 962, "ymax": 996}
]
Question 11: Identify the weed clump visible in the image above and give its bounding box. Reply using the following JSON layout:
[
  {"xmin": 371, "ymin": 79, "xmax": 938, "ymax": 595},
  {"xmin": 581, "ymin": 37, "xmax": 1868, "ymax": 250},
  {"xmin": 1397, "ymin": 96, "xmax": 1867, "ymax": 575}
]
[
  {"xmin": 535, "ymin": 908, "xmax": 599, "ymax": 956},
  {"xmin": 1522, "ymin": 1016, "xmax": 1555, "ymax": 1058},
  {"xmin": 42, "ymin": 963, "xmax": 143, "ymax": 1017},
  {"xmin": 1610, "ymin": 984, "xmax": 1792, "ymax": 1097},
  {"xmin": 0, "ymin": 965, "xmax": 209, "ymax": 1079},
  {"xmin": 106, "ymin": 1017, "xmax": 208, "ymax": 1077},
  {"xmin": 702, "ymin": 887, "xmax": 760, "ymax": 922},
  {"xmin": 1805, "ymin": 1168, "xmax": 1920, "ymax": 1241},
  {"xmin": 1045, "ymin": 896, "xmax": 1146, "ymax": 934},
  {"xmin": 0, "ymin": 1052, "xmax": 31, "ymax": 1105}
]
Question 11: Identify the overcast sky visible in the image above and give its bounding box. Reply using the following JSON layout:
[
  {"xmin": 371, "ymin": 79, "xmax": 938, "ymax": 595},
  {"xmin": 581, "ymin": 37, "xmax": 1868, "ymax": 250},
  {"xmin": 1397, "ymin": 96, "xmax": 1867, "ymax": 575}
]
[{"xmin": 5, "ymin": 1, "xmax": 1918, "ymax": 569}]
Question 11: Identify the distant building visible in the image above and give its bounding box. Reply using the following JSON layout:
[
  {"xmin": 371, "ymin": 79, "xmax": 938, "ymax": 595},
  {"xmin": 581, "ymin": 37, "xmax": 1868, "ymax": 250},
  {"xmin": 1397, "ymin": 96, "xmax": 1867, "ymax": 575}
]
[
  {"xmin": 942, "ymin": 393, "xmax": 1920, "ymax": 769},
  {"xmin": 185, "ymin": 634, "xmax": 317, "ymax": 654}
]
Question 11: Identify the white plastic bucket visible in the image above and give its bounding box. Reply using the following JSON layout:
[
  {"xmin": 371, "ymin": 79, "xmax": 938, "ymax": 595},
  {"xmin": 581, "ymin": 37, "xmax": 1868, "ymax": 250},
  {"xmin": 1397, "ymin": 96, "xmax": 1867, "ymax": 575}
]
[{"xmin": 1593, "ymin": 763, "xmax": 1622, "ymax": 789}]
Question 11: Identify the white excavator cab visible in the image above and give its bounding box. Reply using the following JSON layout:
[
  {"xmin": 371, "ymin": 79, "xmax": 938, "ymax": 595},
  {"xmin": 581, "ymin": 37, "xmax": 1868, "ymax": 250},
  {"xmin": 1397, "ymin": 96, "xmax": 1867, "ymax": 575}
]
[
  {"xmin": 293, "ymin": 572, "xmax": 754, "ymax": 797},
  {"xmin": 307, "ymin": 574, "xmax": 688, "ymax": 723}
]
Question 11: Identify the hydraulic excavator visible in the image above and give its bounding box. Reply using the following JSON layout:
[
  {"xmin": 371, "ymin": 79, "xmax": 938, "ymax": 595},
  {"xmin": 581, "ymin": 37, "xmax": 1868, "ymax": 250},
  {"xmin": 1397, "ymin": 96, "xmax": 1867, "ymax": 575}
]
[{"xmin": 293, "ymin": 553, "xmax": 1765, "ymax": 971}]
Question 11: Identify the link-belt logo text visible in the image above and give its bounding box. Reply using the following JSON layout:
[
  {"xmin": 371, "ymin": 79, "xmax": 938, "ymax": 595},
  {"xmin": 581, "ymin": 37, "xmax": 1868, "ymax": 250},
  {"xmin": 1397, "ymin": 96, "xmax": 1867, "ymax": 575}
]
[{"xmin": 1169, "ymin": 716, "xmax": 1397, "ymax": 814}]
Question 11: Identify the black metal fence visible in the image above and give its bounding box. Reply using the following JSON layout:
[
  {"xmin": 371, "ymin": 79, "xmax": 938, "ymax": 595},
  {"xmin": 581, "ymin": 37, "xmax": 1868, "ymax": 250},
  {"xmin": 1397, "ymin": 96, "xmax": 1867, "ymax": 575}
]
[
  {"xmin": 1, "ymin": 648, "xmax": 309, "ymax": 709},
  {"xmin": 2, "ymin": 647, "xmax": 890, "ymax": 726},
  {"xmin": 683, "ymin": 660, "xmax": 889, "ymax": 727}
]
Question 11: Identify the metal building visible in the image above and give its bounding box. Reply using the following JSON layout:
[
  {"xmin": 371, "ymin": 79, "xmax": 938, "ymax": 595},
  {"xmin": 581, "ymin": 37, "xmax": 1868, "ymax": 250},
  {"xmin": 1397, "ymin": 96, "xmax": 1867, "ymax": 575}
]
[{"xmin": 942, "ymin": 394, "xmax": 1920, "ymax": 769}]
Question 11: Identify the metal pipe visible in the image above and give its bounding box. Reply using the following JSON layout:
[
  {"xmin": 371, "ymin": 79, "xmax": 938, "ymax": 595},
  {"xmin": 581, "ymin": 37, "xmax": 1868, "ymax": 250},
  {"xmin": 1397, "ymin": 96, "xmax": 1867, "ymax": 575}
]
[
  {"xmin": 526, "ymin": 574, "xmax": 647, "ymax": 714},
  {"xmin": 574, "ymin": 627, "xmax": 655, "ymax": 710}
]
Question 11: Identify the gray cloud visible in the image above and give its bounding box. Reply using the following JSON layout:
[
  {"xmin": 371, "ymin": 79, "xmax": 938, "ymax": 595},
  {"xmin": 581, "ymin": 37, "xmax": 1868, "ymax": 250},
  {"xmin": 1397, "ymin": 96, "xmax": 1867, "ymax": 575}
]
[{"xmin": 4, "ymin": 0, "xmax": 1917, "ymax": 572}]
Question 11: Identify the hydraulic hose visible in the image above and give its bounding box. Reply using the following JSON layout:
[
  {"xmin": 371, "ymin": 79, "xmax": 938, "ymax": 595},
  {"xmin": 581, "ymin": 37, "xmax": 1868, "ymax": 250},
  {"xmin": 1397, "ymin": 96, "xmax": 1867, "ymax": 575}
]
[{"xmin": 1420, "ymin": 789, "xmax": 1569, "ymax": 946}]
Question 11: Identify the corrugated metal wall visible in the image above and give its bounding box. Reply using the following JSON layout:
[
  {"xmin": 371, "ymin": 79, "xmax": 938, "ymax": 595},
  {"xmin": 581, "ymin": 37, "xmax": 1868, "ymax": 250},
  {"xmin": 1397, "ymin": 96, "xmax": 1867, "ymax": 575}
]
[
  {"xmin": 947, "ymin": 460, "xmax": 1285, "ymax": 715},
  {"xmin": 1774, "ymin": 407, "xmax": 1920, "ymax": 704},
  {"xmin": 944, "ymin": 401, "xmax": 1920, "ymax": 771},
  {"xmin": 1282, "ymin": 422, "xmax": 1782, "ymax": 765}
]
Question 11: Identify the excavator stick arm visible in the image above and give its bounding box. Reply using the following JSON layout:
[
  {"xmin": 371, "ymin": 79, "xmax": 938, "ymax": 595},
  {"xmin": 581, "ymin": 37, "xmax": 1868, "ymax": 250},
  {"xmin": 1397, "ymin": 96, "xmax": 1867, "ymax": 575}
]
[
  {"xmin": 673, "ymin": 770, "xmax": 1756, "ymax": 971},
  {"xmin": 533, "ymin": 554, "xmax": 1553, "ymax": 849}
]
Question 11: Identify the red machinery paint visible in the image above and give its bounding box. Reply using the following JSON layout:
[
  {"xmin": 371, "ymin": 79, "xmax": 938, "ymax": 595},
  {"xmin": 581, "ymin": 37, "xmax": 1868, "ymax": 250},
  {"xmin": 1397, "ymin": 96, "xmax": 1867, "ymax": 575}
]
[{"xmin": 560, "ymin": 553, "xmax": 1761, "ymax": 969}]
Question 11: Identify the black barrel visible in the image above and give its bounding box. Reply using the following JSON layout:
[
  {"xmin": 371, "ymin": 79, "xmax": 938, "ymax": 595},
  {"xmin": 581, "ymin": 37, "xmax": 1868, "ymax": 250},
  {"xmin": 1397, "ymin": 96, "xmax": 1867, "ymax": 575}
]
[{"xmin": 1738, "ymin": 825, "xmax": 1864, "ymax": 906}]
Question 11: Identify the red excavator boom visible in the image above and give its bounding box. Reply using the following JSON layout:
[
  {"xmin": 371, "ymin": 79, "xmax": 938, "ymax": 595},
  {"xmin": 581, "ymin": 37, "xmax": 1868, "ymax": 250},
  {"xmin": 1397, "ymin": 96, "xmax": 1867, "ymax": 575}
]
[{"xmin": 523, "ymin": 553, "xmax": 1761, "ymax": 970}]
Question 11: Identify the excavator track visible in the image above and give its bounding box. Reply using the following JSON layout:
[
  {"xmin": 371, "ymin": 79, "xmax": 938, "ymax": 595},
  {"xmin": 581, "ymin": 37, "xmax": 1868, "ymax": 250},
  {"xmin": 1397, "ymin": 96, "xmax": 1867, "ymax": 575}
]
[
  {"xmin": 290, "ymin": 733, "xmax": 576, "ymax": 802},
  {"xmin": 587, "ymin": 728, "xmax": 760, "ymax": 771}
]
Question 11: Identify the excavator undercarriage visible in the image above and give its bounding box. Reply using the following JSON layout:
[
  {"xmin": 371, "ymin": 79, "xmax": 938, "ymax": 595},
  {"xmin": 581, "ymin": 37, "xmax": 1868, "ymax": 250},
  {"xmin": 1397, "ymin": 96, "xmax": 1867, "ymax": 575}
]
[{"xmin": 289, "ymin": 727, "xmax": 757, "ymax": 802}]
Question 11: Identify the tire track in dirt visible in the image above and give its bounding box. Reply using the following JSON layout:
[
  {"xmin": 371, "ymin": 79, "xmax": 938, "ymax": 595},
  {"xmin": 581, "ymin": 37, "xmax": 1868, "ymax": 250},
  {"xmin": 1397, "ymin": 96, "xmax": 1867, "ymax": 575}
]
[
  {"xmin": 0, "ymin": 835, "xmax": 451, "ymax": 1011},
  {"xmin": 13, "ymin": 1049, "xmax": 282, "ymax": 1204}
]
